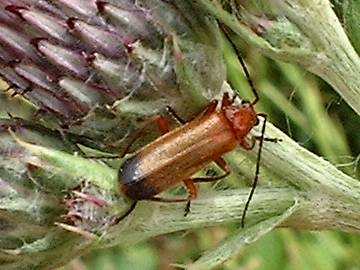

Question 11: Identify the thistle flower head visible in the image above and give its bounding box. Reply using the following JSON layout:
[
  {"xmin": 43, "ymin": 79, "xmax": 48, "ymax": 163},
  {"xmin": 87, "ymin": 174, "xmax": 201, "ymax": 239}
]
[{"xmin": 0, "ymin": 0, "xmax": 225, "ymax": 151}]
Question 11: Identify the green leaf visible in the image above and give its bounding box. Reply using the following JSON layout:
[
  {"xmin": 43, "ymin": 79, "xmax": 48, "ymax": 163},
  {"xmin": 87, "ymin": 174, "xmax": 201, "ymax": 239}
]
[
  {"xmin": 10, "ymin": 131, "xmax": 117, "ymax": 192},
  {"xmin": 185, "ymin": 199, "xmax": 299, "ymax": 270}
]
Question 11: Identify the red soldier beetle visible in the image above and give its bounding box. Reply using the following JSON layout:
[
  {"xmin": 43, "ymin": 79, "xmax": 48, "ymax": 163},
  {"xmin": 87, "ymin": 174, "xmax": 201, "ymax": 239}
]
[{"xmin": 115, "ymin": 43, "xmax": 276, "ymax": 228}]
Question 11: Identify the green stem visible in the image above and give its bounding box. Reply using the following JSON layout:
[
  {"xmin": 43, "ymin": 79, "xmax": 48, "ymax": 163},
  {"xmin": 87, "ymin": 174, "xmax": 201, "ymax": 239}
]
[
  {"xmin": 197, "ymin": 0, "xmax": 360, "ymax": 116},
  {"xmin": 273, "ymin": 0, "xmax": 360, "ymax": 116},
  {"xmin": 103, "ymin": 184, "xmax": 360, "ymax": 249},
  {"xmin": 102, "ymin": 188, "xmax": 297, "ymax": 247}
]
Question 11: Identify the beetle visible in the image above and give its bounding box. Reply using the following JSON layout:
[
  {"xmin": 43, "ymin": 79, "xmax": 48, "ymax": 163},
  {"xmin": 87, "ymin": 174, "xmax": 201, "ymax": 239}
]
[
  {"xmin": 117, "ymin": 94, "xmax": 266, "ymax": 224},
  {"xmin": 115, "ymin": 32, "xmax": 275, "ymax": 227}
]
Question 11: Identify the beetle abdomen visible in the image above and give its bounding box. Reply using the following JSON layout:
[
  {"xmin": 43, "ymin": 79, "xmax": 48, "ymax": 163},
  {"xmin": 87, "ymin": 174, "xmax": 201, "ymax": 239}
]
[{"xmin": 118, "ymin": 154, "xmax": 158, "ymax": 200}]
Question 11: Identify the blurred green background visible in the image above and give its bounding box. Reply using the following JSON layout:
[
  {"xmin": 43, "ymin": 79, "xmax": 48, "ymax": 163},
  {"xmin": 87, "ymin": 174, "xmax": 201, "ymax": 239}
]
[{"xmin": 1, "ymin": 39, "xmax": 360, "ymax": 270}]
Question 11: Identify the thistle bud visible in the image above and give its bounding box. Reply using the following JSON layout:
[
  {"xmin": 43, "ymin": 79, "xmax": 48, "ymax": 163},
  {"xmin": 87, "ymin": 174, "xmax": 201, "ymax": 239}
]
[{"xmin": 0, "ymin": 118, "xmax": 134, "ymax": 269}]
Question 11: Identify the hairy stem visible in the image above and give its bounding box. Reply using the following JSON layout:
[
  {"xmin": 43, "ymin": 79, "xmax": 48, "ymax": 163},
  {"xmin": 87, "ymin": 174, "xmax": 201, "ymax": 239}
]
[{"xmin": 197, "ymin": 0, "xmax": 360, "ymax": 115}]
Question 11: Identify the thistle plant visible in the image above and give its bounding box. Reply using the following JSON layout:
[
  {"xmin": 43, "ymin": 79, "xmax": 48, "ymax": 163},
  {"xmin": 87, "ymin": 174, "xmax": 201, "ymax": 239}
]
[{"xmin": 0, "ymin": 0, "xmax": 359, "ymax": 270}]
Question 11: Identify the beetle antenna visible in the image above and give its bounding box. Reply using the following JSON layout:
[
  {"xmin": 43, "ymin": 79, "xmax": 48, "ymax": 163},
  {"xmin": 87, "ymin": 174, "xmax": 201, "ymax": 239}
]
[
  {"xmin": 241, "ymin": 113, "xmax": 267, "ymax": 227},
  {"xmin": 221, "ymin": 25, "xmax": 259, "ymax": 105}
]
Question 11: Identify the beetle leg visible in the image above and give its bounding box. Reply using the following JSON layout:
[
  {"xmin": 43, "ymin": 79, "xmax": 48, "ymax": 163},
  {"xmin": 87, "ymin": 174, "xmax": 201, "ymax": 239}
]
[
  {"xmin": 182, "ymin": 179, "xmax": 197, "ymax": 216},
  {"xmin": 113, "ymin": 201, "xmax": 138, "ymax": 224},
  {"xmin": 146, "ymin": 184, "xmax": 196, "ymax": 204},
  {"xmin": 202, "ymin": 100, "xmax": 218, "ymax": 116},
  {"xmin": 154, "ymin": 115, "xmax": 170, "ymax": 135},
  {"xmin": 192, "ymin": 157, "xmax": 231, "ymax": 183},
  {"xmin": 254, "ymin": 135, "xmax": 281, "ymax": 143},
  {"xmin": 86, "ymin": 114, "xmax": 171, "ymax": 159},
  {"xmin": 221, "ymin": 92, "xmax": 232, "ymax": 108},
  {"xmin": 240, "ymin": 135, "xmax": 280, "ymax": 152},
  {"xmin": 166, "ymin": 106, "xmax": 186, "ymax": 124},
  {"xmin": 145, "ymin": 180, "xmax": 197, "ymax": 216},
  {"xmin": 240, "ymin": 136, "xmax": 256, "ymax": 150},
  {"xmin": 147, "ymin": 197, "xmax": 188, "ymax": 203},
  {"xmin": 120, "ymin": 115, "xmax": 170, "ymax": 157}
]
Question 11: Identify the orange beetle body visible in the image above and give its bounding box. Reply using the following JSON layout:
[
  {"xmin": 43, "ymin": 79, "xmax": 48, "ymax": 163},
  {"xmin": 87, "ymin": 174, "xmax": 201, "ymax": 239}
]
[
  {"xmin": 117, "ymin": 93, "xmax": 262, "ymax": 224},
  {"xmin": 116, "ymin": 28, "xmax": 271, "ymax": 227}
]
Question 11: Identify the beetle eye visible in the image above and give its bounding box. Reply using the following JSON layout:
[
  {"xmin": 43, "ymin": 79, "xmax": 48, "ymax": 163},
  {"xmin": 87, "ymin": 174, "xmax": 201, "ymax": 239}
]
[
  {"xmin": 241, "ymin": 99, "xmax": 250, "ymax": 105},
  {"xmin": 255, "ymin": 117, "xmax": 260, "ymax": 126}
]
